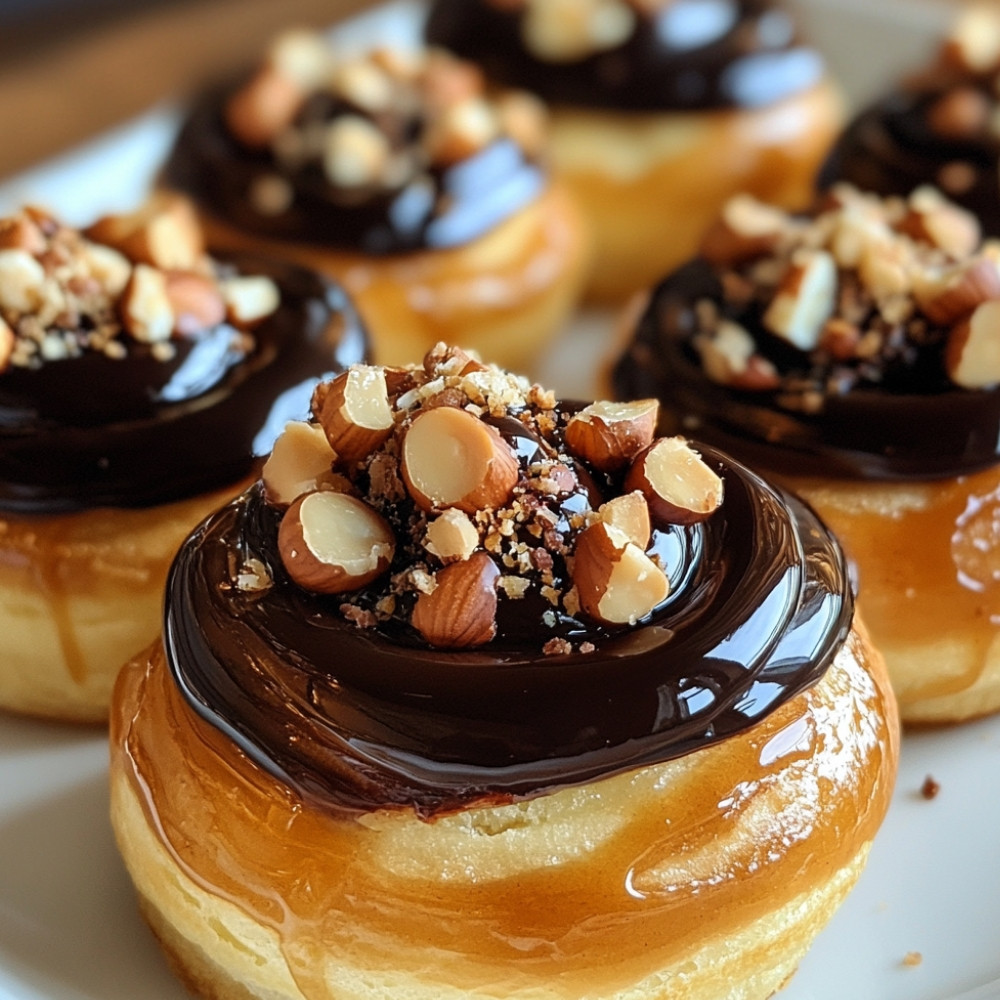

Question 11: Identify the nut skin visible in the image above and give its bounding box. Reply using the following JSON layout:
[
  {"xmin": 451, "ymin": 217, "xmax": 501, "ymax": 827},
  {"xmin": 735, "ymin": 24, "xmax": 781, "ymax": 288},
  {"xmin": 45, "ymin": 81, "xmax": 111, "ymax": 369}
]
[
  {"xmin": 624, "ymin": 437, "xmax": 724, "ymax": 527},
  {"xmin": 699, "ymin": 195, "xmax": 787, "ymax": 267},
  {"xmin": 313, "ymin": 367, "xmax": 394, "ymax": 467},
  {"xmin": 945, "ymin": 300, "xmax": 1000, "ymax": 389},
  {"xmin": 278, "ymin": 491, "xmax": 394, "ymax": 595},
  {"xmin": 915, "ymin": 258, "xmax": 1000, "ymax": 326},
  {"xmin": 563, "ymin": 399, "xmax": 658, "ymax": 473},
  {"xmin": 119, "ymin": 264, "xmax": 174, "ymax": 343},
  {"xmin": 762, "ymin": 250, "xmax": 837, "ymax": 351},
  {"xmin": 225, "ymin": 65, "xmax": 306, "ymax": 148},
  {"xmin": 410, "ymin": 551, "xmax": 500, "ymax": 647},
  {"xmin": 164, "ymin": 270, "xmax": 226, "ymax": 336}
]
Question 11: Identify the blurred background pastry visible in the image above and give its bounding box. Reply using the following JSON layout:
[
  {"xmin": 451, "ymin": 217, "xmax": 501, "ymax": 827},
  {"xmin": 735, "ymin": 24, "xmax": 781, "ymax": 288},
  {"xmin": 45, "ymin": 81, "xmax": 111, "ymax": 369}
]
[
  {"xmin": 0, "ymin": 196, "xmax": 366, "ymax": 722},
  {"xmin": 111, "ymin": 347, "xmax": 897, "ymax": 1000},
  {"xmin": 614, "ymin": 182, "xmax": 1000, "ymax": 724},
  {"xmin": 426, "ymin": 0, "xmax": 844, "ymax": 301}
]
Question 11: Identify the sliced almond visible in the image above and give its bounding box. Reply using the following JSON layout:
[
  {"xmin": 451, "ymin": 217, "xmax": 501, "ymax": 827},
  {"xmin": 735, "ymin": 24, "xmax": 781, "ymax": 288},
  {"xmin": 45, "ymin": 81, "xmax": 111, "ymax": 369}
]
[
  {"xmin": 819, "ymin": 318, "xmax": 862, "ymax": 361},
  {"xmin": 119, "ymin": 264, "xmax": 174, "ymax": 343},
  {"xmin": 945, "ymin": 300, "xmax": 1000, "ymax": 388},
  {"xmin": 762, "ymin": 250, "xmax": 837, "ymax": 351},
  {"xmin": 624, "ymin": 437, "xmax": 723, "ymax": 526},
  {"xmin": 278, "ymin": 491, "xmax": 394, "ymax": 594},
  {"xmin": 402, "ymin": 406, "xmax": 519, "ymax": 513},
  {"xmin": 0, "ymin": 248, "xmax": 47, "ymax": 313},
  {"xmin": 313, "ymin": 367, "xmax": 394, "ymax": 466},
  {"xmin": 899, "ymin": 186, "xmax": 981, "ymax": 259},
  {"xmin": 572, "ymin": 521, "xmax": 669, "ymax": 626},
  {"xmin": 219, "ymin": 275, "xmax": 280, "ymax": 328},
  {"xmin": 0, "ymin": 215, "xmax": 46, "ymax": 255},
  {"xmin": 262, "ymin": 421, "xmax": 339, "ymax": 508},
  {"xmin": 598, "ymin": 491, "xmax": 650, "ymax": 549},
  {"xmin": 563, "ymin": 398, "xmax": 658, "ymax": 472},
  {"xmin": 424, "ymin": 508, "xmax": 480, "ymax": 564},
  {"xmin": 225, "ymin": 65, "xmax": 306, "ymax": 148},
  {"xmin": 410, "ymin": 551, "xmax": 500, "ymax": 647},
  {"xmin": 333, "ymin": 59, "xmax": 395, "ymax": 114},
  {"xmin": 914, "ymin": 256, "xmax": 1000, "ymax": 325},
  {"xmin": 86, "ymin": 193, "xmax": 205, "ymax": 271},
  {"xmin": 700, "ymin": 194, "xmax": 788, "ymax": 266},
  {"xmin": 268, "ymin": 29, "xmax": 331, "ymax": 90},
  {"xmin": 164, "ymin": 270, "xmax": 226, "ymax": 336}
]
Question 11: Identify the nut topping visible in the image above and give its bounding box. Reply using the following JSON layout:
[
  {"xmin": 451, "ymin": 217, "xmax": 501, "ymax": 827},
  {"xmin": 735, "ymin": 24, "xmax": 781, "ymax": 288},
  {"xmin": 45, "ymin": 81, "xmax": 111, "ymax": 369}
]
[
  {"xmin": 424, "ymin": 508, "xmax": 480, "ymax": 564},
  {"xmin": 262, "ymin": 421, "xmax": 339, "ymax": 508},
  {"xmin": 625, "ymin": 437, "xmax": 723, "ymax": 526},
  {"xmin": 763, "ymin": 250, "xmax": 837, "ymax": 351},
  {"xmin": 314, "ymin": 366, "xmax": 395, "ymax": 466},
  {"xmin": 278, "ymin": 491, "xmax": 395, "ymax": 594},
  {"xmin": 945, "ymin": 300, "xmax": 1000, "ymax": 388},
  {"xmin": 410, "ymin": 552, "xmax": 500, "ymax": 647},
  {"xmin": 563, "ymin": 399, "xmax": 658, "ymax": 472}
]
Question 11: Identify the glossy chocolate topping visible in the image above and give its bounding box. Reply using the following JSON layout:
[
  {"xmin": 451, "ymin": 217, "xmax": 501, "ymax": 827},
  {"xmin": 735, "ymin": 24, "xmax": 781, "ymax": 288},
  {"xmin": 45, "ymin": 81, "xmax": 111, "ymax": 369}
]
[
  {"xmin": 165, "ymin": 82, "xmax": 545, "ymax": 254},
  {"xmin": 0, "ymin": 257, "xmax": 366, "ymax": 513},
  {"xmin": 164, "ymin": 446, "xmax": 852, "ymax": 817},
  {"xmin": 425, "ymin": 0, "xmax": 825, "ymax": 111},
  {"xmin": 613, "ymin": 259, "xmax": 1000, "ymax": 480}
]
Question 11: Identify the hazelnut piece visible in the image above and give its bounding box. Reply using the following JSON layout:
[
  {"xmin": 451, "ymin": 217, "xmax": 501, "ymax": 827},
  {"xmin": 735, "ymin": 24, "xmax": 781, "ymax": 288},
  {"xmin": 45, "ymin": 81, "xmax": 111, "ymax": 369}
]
[
  {"xmin": 563, "ymin": 398, "xmax": 658, "ymax": 472},
  {"xmin": 120, "ymin": 264, "xmax": 174, "ymax": 343},
  {"xmin": 598, "ymin": 491, "xmax": 650, "ymax": 549},
  {"xmin": 945, "ymin": 300, "xmax": 1000, "ymax": 389},
  {"xmin": 219, "ymin": 275, "xmax": 280, "ymax": 328},
  {"xmin": 763, "ymin": 250, "xmax": 837, "ymax": 351},
  {"xmin": 410, "ymin": 552, "xmax": 500, "ymax": 647},
  {"xmin": 899, "ymin": 187, "xmax": 981, "ymax": 259},
  {"xmin": 402, "ymin": 406, "xmax": 519, "ymax": 513},
  {"xmin": 225, "ymin": 65, "xmax": 305, "ymax": 149},
  {"xmin": 572, "ymin": 521, "xmax": 669, "ymax": 626},
  {"xmin": 625, "ymin": 437, "xmax": 723, "ymax": 526},
  {"xmin": 914, "ymin": 257, "xmax": 1000, "ymax": 325},
  {"xmin": 164, "ymin": 270, "xmax": 226, "ymax": 336},
  {"xmin": 424, "ymin": 508, "xmax": 480, "ymax": 564},
  {"xmin": 262, "ymin": 421, "xmax": 338, "ymax": 508},
  {"xmin": 700, "ymin": 195, "xmax": 788, "ymax": 266},
  {"xmin": 278, "ymin": 491, "xmax": 394, "ymax": 594},
  {"xmin": 314, "ymin": 366, "xmax": 395, "ymax": 466}
]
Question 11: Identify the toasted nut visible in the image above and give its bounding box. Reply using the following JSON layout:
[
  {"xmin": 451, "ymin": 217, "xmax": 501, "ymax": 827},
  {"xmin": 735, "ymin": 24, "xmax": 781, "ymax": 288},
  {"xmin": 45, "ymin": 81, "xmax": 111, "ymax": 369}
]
[
  {"xmin": 80, "ymin": 242, "xmax": 132, "ymax": 296},
  {"xmin": 164, "ymin": 270, "xmax": 226, "ymax": 336},
  {"xmin": 819, "ymin": 318, "xmax": 862, "ymax": 361},
  {"xmin": 421, "ymin": 50, "xmax": 484, "ymax": 108},
  {"xmin": 572, "ymin": 521, "xmax": 669, "ymax": 626},
  {"xmin": 830, "ymin": 205, "xmax": 893, "ymax": 269},
  {"xmin": 86, "ymin": 193, "xmax": 204, "ymax": 271},
  {"xmin": 219, "ymin": 275, "xmax": 280, "ymax": 327},
  {"xmin": 323, "ymin": 115, "xmax": 391, "ymax": 187},
  {"xmin": 402, "ymin": 406, "xmax": 519, "ymax": 513},
  {"xmin": 943, "ymin": 4, "xmax": 1000, "ymax": 74},
  {"xmin": 914, "ymin": 257, "xmax": 1000, "ymax": 325},
  {"xmin": 423, "ymin": 342, "xmax": 487, "ymax": 377},
  {"xmin": 262, "ymin": 421, "xmax": 339, "ymax": 507},
  {"xmin": 857, "ymin": 240, "xmax": 911, "ymax": 300},
  {"xmin": 333, "ymin": 58, "xmax": 395, "ymax": 113},
  {"xmin": 426, "ymin": 96, "xmax": 500, "ymax": 164},
  {"xmin": 899, "ymin": 187, "xmax": 981, "ymax": 259},
  {"xmin": 927, "ymin": 87, "xmax": 991, "ymax": 139},
  {"xmin": 700, "ymin": 195, "xmax": 787, "ymax": 266},
  {"xmin": 945, "ymin": 300, "xmax": 1000, "ymax": 388},
  {"xmin": 522, "ymin": 0, "xmax": 636, "ymax": 63},
  {"xmin": 278, "ymin": 491, "xmax": 394, "ymax": 594},
  {"xmin": 695, "ymin": 320, "xmax": 779, "ymax": 390},
  {"xmin": 0, "ymin": 215, "xmax": 46, "ymax": 254},
  {"xmin": 410, "ymin": 551, "xmax": 500, "ymax": 647},
  {"xmin": 424, "ymin": 508, "xmax": 480, "ymax": 564},
  {"xmin": 0, "ymin": 249, "xmax": 47, "ymax": 313},
  {"xmin": 625, "ymin": 437, "xmax": 723, "ymax": 526},
  {"xmin": 314, "ymin": 366, "xmax": 394, "ymax": 465},
  {"xmin": 763, "ymin": 249, "xmax": 837, "ymax": 351},
  {"xmin": 119, "ymin": 264, "xmax": 174, "ymax": 343},
  {"xmin": 599, "ymin": 491, "xmax": 650, "ymax": 549},
  {"xmin": 225, "ymin": 65, "xmax": 306, "ymax": 148},
  {"xmin": 0, "ymin": 317, "xmax": 14, "ymax": 372},
  {"xmin": 496, "ymin": 90, "xmax": 547, "ymax": 158},
  {"xmin": 268, "ymin": 29, "xmax": 331, "ymax": 90},
  {"xmin": 564, "ymin": 398, "xmax": 658, "ymax": 472}
]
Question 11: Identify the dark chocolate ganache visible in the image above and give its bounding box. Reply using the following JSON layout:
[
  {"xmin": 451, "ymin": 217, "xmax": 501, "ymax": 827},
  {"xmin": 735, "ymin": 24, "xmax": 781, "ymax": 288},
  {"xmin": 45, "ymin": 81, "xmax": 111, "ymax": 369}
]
[
  {"xmin": 425, "ymin": 0, "xmax": 825, "ymax": 111},
  {"xmin": 164, "ymin": 452, "xmax": 852, "ymax": 817},
  {"xmin": 0, "ymin": 257, "xmax": 366, "ymax": 513},
  {"xmin": 164, "ymin": 42, "xmax": 546, "ymax": 254},
  {"xmin": 613, "ymin": 190, "xmax": 1000, "ymax": 480}
]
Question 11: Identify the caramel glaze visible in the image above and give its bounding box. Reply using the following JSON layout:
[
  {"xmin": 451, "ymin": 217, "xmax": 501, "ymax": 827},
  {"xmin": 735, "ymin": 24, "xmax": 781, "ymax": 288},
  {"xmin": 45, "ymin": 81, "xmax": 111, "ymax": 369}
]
[
  {"xmin": 0, "ymin": 257, "xmax": 367, "ymax": 514},
  {"xmin": 612, "ymin": 260, "xmax": 1000, "ymax": 480},
  {"xmin": 164, "ymin": 84, "xmax": 545, "ymax": 254},
  {"xmin": 820, "ymin": 83, "xmax": 1000, "ymax": 236},
  {"xmin": 162, "ymin": 443, "xmax": 852, "ymax": 818},
  {"xmin": 425, "ymin": 0, "xmax": 825, "ymax": 111}
]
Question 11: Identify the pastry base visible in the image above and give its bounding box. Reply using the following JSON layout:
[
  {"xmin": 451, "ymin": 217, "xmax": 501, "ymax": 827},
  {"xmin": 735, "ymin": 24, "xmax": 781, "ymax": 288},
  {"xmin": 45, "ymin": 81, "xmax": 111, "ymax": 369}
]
[
  {"xmin": 550, "ymin": 81, "xmax": 843, "ymax": 302},
  {"xmin": 110, "ymin": 623, "xmax": 897, "ymax": 1000}
]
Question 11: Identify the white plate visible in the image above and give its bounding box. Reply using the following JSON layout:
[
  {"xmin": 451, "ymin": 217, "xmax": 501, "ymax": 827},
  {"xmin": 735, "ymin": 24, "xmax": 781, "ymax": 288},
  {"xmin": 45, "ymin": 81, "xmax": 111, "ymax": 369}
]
[{"xmin": 3, "ymin": 1, "xmax": 1000, "ymax": 998}]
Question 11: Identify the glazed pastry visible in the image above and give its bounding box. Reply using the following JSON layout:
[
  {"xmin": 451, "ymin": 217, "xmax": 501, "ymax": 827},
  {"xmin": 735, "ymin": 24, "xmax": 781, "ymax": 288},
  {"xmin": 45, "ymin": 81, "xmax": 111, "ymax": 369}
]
[
  {"xmin": 426, "ymin": 0, "xmax": 843, "ymax": 301},
  {"xmin": 164, "ymin": 32, "xmax": 590, "ymax": 370},
  {"xmin": 110, "ymin": 346, "xmax": 897, "ymax": 1000},
  {"xmin": 820, "ymin": 4, "xmax": 1000, "ymax": 234},
  {"xmin": 614, "ymin": 183, "xmax": 1000, "ymax": 724},
  {"xmin": 0, "ymin": 197, "xmax": 366, "ymax": 723}
]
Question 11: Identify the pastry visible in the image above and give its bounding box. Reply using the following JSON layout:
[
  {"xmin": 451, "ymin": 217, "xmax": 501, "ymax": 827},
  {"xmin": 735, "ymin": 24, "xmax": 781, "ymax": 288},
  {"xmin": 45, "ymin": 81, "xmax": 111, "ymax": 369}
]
[
  {"xmin": 110, "ymin": 346, "xmax": 897, "ymax": 1000},
  {"xmin": 0, "ymin": 197, "xmax": 366, "ymax": 722},
  {"xmin": 163, "ymin": 32, "xmax": 590, "ymax": 370},
  {"xmin": 820, "ymin": 4, "xmax": 1000, "ymax": 235},
  {"xmin": 614, "ymin": 182, "xmax": 1000, "ymax": 724},
  {"xmin": 426, "ymin": 0, "xmax": 843, "ymax": 301}
]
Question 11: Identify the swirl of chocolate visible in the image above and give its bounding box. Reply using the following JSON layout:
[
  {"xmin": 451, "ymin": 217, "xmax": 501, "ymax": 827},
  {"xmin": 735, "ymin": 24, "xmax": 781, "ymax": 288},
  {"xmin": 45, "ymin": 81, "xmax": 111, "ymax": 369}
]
[
  {"xmin": 425, "ymin": 0, "xmax": 825, "ymax": 111},
  {"xmin": 613, "ymin": 260, "xmax": 1000, "ymax": 480},
  {"xmin": 165, "ymin": 82, "xmax": 545, "ymax": 255},
  {"xmin": 164, "ymin": 445, "xmax": 852, "ymax": 817},
  {"xmin": 0, "ymin": 257, "xmax": 367, "ymax": 513}
]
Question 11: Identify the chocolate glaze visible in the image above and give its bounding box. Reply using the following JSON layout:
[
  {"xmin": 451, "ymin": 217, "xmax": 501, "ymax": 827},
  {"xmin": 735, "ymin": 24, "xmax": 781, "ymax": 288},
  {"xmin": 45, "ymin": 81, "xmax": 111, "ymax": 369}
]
[
  {"xmin": 820, "ymin": 84, "xmax": 1000, "ymax": 235},
  {"xmin": 425, "ymin": 0, "xmax": 825, "ymax": 111},
  {"xmin": 164, "ymin": 446, "xmax": 852, "ymax": 817},
  {"xmin": 164, "ymin": 82, "xmax": 545, "ymax": 254},
  {"xmin": 0, "ymin": 257, "xmax": 367, "ymax": 513}
]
